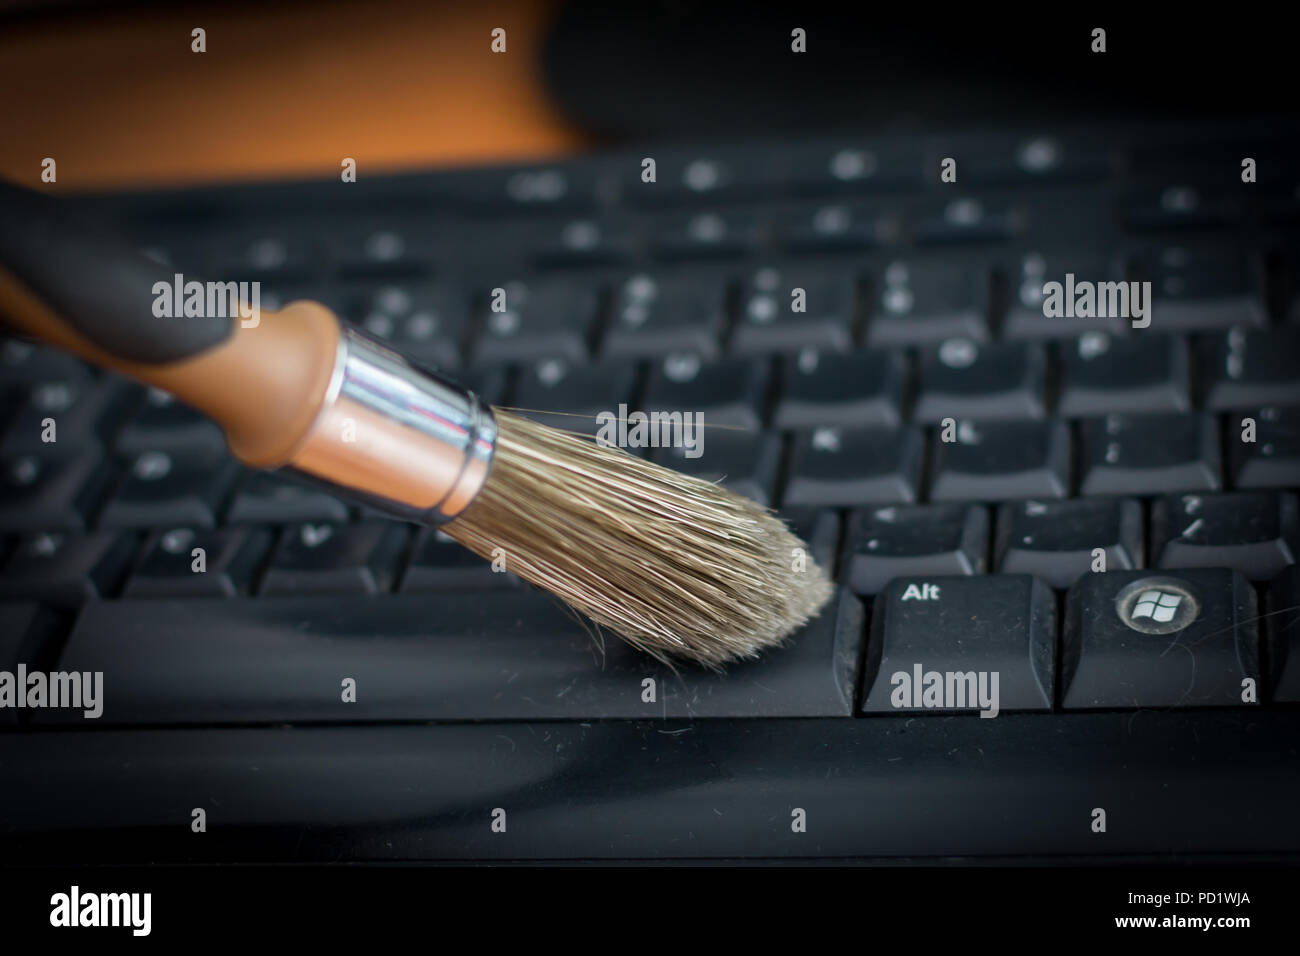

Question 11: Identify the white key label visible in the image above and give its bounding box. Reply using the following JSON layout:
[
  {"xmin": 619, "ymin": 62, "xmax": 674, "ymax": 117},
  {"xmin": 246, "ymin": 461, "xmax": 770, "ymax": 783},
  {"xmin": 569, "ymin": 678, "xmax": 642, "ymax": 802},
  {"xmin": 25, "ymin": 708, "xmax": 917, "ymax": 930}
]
[{"xmin": 900, "ymin": 583, "xmax": 941, "ymax": 601}]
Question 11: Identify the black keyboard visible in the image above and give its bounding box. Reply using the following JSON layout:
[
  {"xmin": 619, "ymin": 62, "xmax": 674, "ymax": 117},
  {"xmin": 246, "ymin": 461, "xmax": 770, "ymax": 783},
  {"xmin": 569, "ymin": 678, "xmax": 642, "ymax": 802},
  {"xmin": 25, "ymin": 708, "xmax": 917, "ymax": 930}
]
[{"xmin": 3, "ymin": 118, "xmax": 1300, "ymax": 863}]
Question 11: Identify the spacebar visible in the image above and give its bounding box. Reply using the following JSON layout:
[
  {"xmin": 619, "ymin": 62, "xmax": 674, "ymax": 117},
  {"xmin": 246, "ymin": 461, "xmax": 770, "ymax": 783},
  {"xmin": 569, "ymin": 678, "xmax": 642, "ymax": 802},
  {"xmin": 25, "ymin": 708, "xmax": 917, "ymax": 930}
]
[
  {"xmin": 42, "ymin": 590, "xmax": 863, "ymax": 724},
  {"xmin": 4, "ymin": 713, "xmax": 1298, "ymax": 860}
]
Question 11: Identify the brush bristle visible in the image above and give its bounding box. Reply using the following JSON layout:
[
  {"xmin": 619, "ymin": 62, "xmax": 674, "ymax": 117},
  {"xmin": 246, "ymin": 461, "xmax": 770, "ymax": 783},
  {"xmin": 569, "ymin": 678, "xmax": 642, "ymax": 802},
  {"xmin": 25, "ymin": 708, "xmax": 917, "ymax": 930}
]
[{"xmin": 442, "ymin": 410, "xmax": 834, "ymax": 668}]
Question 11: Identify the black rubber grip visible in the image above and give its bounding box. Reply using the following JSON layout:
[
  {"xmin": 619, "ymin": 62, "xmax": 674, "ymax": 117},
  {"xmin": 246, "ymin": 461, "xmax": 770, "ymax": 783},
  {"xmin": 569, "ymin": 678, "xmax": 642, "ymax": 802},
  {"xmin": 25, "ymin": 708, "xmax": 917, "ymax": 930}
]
[{"xmin": 0, "ymin": 179, "xmax": 233, "ymax": 363}]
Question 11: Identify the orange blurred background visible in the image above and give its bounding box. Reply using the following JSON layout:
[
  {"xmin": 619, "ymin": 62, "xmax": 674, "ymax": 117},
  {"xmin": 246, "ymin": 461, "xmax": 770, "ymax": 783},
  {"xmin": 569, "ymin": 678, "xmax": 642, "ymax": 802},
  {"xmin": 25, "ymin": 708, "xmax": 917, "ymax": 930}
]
[{"xmin": 0, "ymin": 0, "xmax": 587, "ymax": 191}]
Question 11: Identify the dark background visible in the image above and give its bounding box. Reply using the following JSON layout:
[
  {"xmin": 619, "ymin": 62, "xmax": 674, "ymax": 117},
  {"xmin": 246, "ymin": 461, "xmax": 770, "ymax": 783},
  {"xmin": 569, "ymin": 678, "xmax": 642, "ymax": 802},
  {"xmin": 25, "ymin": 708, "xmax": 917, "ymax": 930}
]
[{"xmin": 545, "ymin": 2, "xmax": 1292, "ymax": 138}]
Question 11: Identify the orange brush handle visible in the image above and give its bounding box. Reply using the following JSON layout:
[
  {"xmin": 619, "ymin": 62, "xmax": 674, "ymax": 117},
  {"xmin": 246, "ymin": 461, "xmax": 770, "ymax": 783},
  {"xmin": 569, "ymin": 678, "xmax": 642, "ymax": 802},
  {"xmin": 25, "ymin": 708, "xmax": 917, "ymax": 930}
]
[{"xmin": 0, "ymin": 265, "xmax": 341, "ymax": 469}]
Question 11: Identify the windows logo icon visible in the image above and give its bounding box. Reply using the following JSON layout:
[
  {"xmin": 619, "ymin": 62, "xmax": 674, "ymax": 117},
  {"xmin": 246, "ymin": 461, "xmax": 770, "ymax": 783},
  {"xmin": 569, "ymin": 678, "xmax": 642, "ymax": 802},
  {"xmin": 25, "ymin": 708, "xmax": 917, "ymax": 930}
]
[
  {"xmin": 1131, "ymin": 589, "xmax": 1183, "ymax": 624},
  {"xmin": 1116, "ymin": 577, "xmax": 1200, "ymax": 635}
]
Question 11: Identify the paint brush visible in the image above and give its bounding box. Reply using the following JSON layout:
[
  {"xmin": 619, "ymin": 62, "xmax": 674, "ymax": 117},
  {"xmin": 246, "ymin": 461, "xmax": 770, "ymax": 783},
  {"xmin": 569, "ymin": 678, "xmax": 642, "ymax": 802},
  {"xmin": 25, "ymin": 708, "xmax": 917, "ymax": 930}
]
[{"xmin": 0, "ymin": 180, "xmax": 833, "ymax": 666}]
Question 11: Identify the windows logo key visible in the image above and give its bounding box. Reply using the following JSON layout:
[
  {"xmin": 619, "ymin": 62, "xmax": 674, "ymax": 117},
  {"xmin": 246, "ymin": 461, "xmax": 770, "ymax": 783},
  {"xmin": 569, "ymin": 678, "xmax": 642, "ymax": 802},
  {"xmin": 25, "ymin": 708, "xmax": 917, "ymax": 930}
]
[{"xmin": 1116, "ymin": 579, "xmax": 1201, "ymax": 635}]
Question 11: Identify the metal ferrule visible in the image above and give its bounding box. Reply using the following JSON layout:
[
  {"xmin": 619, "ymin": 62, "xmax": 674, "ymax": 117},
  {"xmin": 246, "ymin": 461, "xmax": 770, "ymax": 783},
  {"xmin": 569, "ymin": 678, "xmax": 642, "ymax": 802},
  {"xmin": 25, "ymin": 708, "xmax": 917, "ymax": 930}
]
[{"xmin": 284, "ymin": 326, "xmax": 497, "ymax": 523}]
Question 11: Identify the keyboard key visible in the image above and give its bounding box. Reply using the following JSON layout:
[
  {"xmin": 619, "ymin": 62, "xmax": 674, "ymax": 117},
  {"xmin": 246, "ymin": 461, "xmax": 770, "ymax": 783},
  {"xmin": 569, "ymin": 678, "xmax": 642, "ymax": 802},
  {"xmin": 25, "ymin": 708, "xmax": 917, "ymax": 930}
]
[
  {"xmin": 842, "ymin": 503, "xmax": 988, "ymax": 595},
  {"xmin": 512, "ymin": 357, "xmax": 638, "ymax": 436},
  {"xmin": 1204, "ymin": 327, "xmax": 1300, "ymax": 410},
  {"xmin": 1151, "ymin": 492, "xmax": 1298, "ymax": 581},
  {"xmin": 399, "ymin": 527, "xmax": 520, "ymax": 592},
  {"xmin": 776, "ymin": 201, "xmax": 892, "ymax": 252},
  {"xmin": 1057, "ymin": 333, "xmax": 1191, "ymax": 416},
  {"xmin": 450, "ymin": 365, "xmax": 509, "ymax": 408},
  {"xmin": 225, "ymin": 472, "xmax": 351, "ymax": 525},
  {"xmin": 779, "ymin": 507, "xmax": 840, "ymax": 572},
  {"xmin": 774, "ymin": 348, "xmax": 904, "ymax": 429},
  {"xmin": 341, "ymin": 281, "xmax": 469, "ymax": 371},
  {"xmin": 98, "ymin": 450, "xmax": 239, "ymax": 530},
  {"xmin": 914, "ymin": 340, "xmax": 1046, "ymax": 423},
  {"xmin": 1230, "ymin": 406, "xmax": 1300, "ymax": 489},
  {"xmin": 1136, "ymin": 248, "xmax": 1267, "ymax": 332},
  {"xmin": 865, "ymin": 260, "xmax": 991, "ymax": 347},
  {"xmin": 1061, "ymin": 568, "xmax": 1259, "ymax": 709},
  {"xmin": 0, "ymin": 339, "xmax": 89, "ymax": 384},
  {"xmin": 730, "ymin": 266, "xmax": 856, "ymax": 355},
  {"xmin": 336, "ymin": 280, "xmax": 425, "ymax": 321},
  {"xmin": 929, "ymin": 420, "xmax": 1069, "ymax": 501},
  {"xmin": 783, "ymin": 426, "xmax": 922, "ymax": 507},
  {"xmin": 1124, "ymin": 185, "xmax": 1246, "ymax": 232},
  {"xmin": 779, "ymin": 142, "xmax": 925, "ymax": 196},
  {"xmin": 124, "ymin": 526, "xmax": 270, "ymax": 598},
  {"xmin": 860, "ymin": 574, "xmax": 1055, "ymax": 714},
  {"xmin": 533, "ymin": 215, "xmax": 638, "ymax": 266},
  {"xmin": 1289, "ymin": 252, "xmax": 1300, "ymax": 322},
  {"xmin": 0, "ymin": 531, "xmax": 136, "ymax": 608},
  {"xmin": 328, "ymin": 222, "xmax": 438, "ymax": 276},
  {"xmin": 444, "ymin": 163, "xmax": 597, "ymax": 211},
  {"xmin": 1, "ymin": 379, "xmax": 126, "ymax": 456},
  {"xmin": 1266, "ymin": 182, "xmax": 1300, "ymax": 227},
  {"xmin": 651, "ymin": 209, "xmax": 762, "ymax": 259},
  {"xmin": 914, "ymin": 196, "xmax": 1023, "ymax": 244},
  {"xmin": 642, "ymin": 356, "xmax": 766, "ymax": 430},
  {"xmin": 961, "ymin": 135, "xmax": 1111, "ymax": 184},
  {"xmin": 627, "ymin": 151, "xmax": 782, "ymax": 204},
  {"xmin": 260, "ymin": 521, "xmax": 409, "ymax": 595},
  {"xmin": 1129, "ymin": 139, "xmax": 1290, "ymax": 181},
  {"xmin": 1079, "ymin": 413, "xmax": 1220, "ymax": 495},
  {"xmin": 602, "ymin": 272, "xmax": 728, "ymax": 360},
  {"xmin": 0, "ymin": 603, "xmax": 57, "ymax": 725},
  {"xmin": 44, "ymin": 588, "xmax": 865, "ymax": 723},
  {"xmin": 1266, "ymin": 564, "xmax": 1300, "ymax": 702},
  {"xmin": 653, "ymin": 432, "xmax": 780, "ymax": 505},
  {"xmin": 215, "ymin": 228, "xmax": 318, "ymax": 278},
  {"xmin": 11, "ymin": 703, "xmax": 1297, "ymax": 859},
  {"xmin": 0, "ymin": 454, "xmax": 111, "ymax": 533},
  {"xmin": 113, "ymin": 387, "xmax": 227, "ymax": 457},
  {"xmin": 995, "ymin": 497, "xmax": 1142, "ymax": 590},
  {"xmin": 471, "ymin": 278, "xmax": 597, "ymax": 364},
  {"xmin": 0, "ymin": 385, "xmax": 22, "ymax": 435},
  {"xmin": 1001, "ymin": 252, "xmax": 1128, "ymax": 340}
]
